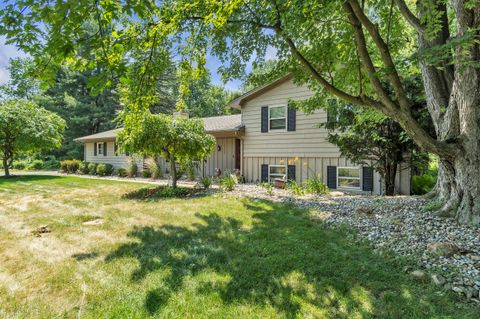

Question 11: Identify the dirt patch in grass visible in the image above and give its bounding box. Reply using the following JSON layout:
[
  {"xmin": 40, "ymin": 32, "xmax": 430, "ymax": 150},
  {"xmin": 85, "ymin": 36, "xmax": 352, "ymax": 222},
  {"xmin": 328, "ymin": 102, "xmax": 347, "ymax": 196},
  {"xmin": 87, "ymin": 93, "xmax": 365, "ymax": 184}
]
[{"xmin": 122, "ymin": 186, "xmax": 204, "ymax": 200}]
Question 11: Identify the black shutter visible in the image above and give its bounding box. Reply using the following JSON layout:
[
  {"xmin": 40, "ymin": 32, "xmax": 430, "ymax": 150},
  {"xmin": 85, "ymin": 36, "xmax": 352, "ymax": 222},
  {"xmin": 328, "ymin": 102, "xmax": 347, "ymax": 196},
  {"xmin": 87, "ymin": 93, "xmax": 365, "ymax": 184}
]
[
  {"xmin": 261, "ymin": 164, "xmax": 268, "ymax": 182},
  {"xmin": 327, "ymin": 166, "xmax": 337, "ymax": 189},
  {"xmin": 103, "ymin": 142, "xmax": 107, "ymax": 156},
  {"xmin": 287, "ymin": 103, "xmax": 296, "ymax": 131},
  {"xmin": 287, "ymin": 165, "xmax": 296, "ymax": 181},
  {"xmin": 261, "ymin": 106, "xmax": 268, "ymax": 133},
  {"xmin": 94, "ymin": 142, "xmax": 97, "ymax": 156},
  {"xmin": 362, "ymin": 166, "xmax": 374, "ymax": 192}
]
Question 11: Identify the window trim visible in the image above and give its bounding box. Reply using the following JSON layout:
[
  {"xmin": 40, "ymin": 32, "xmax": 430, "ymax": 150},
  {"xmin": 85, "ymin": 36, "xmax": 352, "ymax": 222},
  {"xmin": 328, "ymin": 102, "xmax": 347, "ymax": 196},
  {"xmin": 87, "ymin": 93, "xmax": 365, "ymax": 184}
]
[
  {"xmin": 337, "ymin": 166, "xmax": 361, "ymax": 190},
  {"xmin": 268, "ymin": 164, "xmax": 287, "ymax": 182},
  {"xmin": 268, "ymin": 105, "xmax": 287, "ymax": 131}
]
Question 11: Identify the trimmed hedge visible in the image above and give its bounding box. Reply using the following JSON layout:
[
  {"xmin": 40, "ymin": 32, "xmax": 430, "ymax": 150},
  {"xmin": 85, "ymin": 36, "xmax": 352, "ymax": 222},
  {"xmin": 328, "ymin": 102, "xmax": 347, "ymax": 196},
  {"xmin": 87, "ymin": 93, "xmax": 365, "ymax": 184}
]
[
  {"xmin": 60, "ymin": 160, "xmax": 82, "ymax": 174},
  {"xmin": 96, "ymin": 163, "xmax": 114, "ymax": 176}
]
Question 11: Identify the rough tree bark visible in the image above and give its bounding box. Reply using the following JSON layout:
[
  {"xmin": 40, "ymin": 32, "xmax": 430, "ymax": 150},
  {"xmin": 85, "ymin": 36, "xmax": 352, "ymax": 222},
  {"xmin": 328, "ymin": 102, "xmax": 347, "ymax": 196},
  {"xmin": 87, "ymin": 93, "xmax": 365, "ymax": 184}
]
[
  {"xmin": 169, "ymin": 155, "xmax": 178, "ymax": 189},
  {"xmin": 2, "ymin": 156, "xmax": 10, "ymax": 177},
  {"xmin": 384, "ymin": 160, "xmax": 398, "ymax": 196}
]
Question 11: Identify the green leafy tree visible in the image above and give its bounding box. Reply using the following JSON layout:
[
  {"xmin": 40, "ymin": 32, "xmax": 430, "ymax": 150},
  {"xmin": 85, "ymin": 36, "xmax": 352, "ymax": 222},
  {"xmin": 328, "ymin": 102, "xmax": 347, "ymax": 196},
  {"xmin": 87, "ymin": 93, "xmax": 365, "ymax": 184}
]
[
  {"xmin": 0, "ymin": 100, "xmax": 65, "ymax": 177},
  {"xmin": 118, "ymin": 113, "xmax": 215, "ymax": 188},
  {"xmin": 0, "ymin": 57, "xmax": 39, "ymax": 101},
  {"xmin": 2, "ymin": 1, "xmax": 480, "ymax": 223}
]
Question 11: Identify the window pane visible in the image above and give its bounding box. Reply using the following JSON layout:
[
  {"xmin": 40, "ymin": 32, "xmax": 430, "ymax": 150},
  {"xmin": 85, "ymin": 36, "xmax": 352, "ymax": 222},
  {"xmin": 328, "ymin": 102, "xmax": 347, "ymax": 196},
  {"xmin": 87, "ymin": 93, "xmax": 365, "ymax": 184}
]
[
  {"xmin": 338, "ymin": 178, "xmax": 360, "ymax": 188},
  {"xmin": 338, "ymin": 168, "xmax": 359, "ymax": 178},
  {"xmin": 270, "ymin": 106, "xmax": 286, "ymax": 118},
  {"xmin": 270, "ymin": 118, "xmax": 286, "ymax": 129},
  {"xmin": 270, "ymin": 166, "xmax": 286, "ymax": 175}
]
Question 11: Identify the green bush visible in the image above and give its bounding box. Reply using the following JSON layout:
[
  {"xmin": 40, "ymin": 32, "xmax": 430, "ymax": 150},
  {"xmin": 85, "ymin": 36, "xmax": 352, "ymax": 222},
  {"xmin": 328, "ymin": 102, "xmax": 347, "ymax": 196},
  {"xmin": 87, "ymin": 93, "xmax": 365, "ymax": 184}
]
[
  {"xmin": 142, "ymin": 170, "xmax": 152, "ymax": 178},
  {"xmin": 13, "ymin": 160, "xmax": 28, "ymax": 170},
  {"xmin": 412, "ymin": 156, "xmax": 438, "ymax": 195},
  {"xmin": 116, "ymin": 168, "xmax": 128, "ymax": 177},
  {"xmin": 122, "ymin": 186, "xmax": 194, "ymax": 199},
  {"xmin": 88, "ymin": 162, "xmax": 98, "ymax": 175},
  {"xmin": 261, "ymin": 182, "xmax": 273, "ymax": 196},
  {"xmin": 200, "ymin": 176, "xmax": 213, "ymax": 189},
  {"xmin": 145, "ymin": 158, "xmax": 163, "ymax": 179},
  {"xmin": 127, "ymin": 160, "xmax": 138, "ymax": 177},
  {"xmin": 96, "ymin": 163, "xmax": 114, "ymax": 176},
  {"xmin": 288, "ymin": 180, "xmax": 305, "ymax": 196},
  {"xmin": 43, "ymin": 159, "xmax": 60, "ymax": 170},
  {"xmin": 220, "ymin": 173, "xmax": 237, "ymax": 191},
  {"xmin": 304, "ymin": 175, "xmax": 328, "ymax": 195},
  {"xmin": 77, "ymin": 162, "xmax": 90, "ymax": 175},
  {"xmin": 27, "ymin": 160, "xmax": 44, "ymax": 170},
  {"xmin": 60, "ymin": 160, "xmax": 81, "ymax": 174}
]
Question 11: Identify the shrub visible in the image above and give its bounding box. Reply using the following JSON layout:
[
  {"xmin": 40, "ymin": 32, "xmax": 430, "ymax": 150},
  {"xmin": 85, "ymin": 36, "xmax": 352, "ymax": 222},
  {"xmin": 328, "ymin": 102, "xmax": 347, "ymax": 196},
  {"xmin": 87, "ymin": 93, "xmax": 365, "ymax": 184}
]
[
  {"xmin": 145, "ymin": 158, "xmax": 163, "ymax": 179},
  {"xmin": 142, "ymin": 169, "xmax": 152, "ymax": 178},
  {"xmin": 122, "ymin": 186, "xmax": 194, "ymax": 199},
  {"xmin": 187, "ymin": 163, "xmax": 196, "ymax": 181},
  {"xmin": 60, "ymin": 159, "xmax": 81, "ymax": 174},
  {"xmin": 96, "ymin": 163, "xmax": 114, "ymax": 176},
  {"xmin": 304, "ymin": 175, "xmax": 328, "ymax": 195},
  {"xmin": 220, "ymin": 173, "xmax": 237, "ymax": 191},
  {"xmin": 77, "ymin": 162, "xmax": 90, "ymax": 175},
  {"xmin": 88, "ymin": 162, "xmax": 98, "ymax": 175},
  {"xmin": 127, "ymin": 159, "xmax": 138, "ymax": 177},
  {"xmin": 288, "ymin": 180, "xmax": 305, "ymax": 196},
  {"xmin": 13, "ymin": 160, "xmax": 27, "ymax": 170},
  {"xmin": 200, "ymin": 176, "xmax": 213, "ymax": 189},
  {"xmin": 43, "ymin": 159, "xmax": 60, "ymax": 170},
  {"xmin": 261, "ymin": 182, "xmax": 273, "ymax": 196},
  {"xmin": 422, "ymin": 199, "xmax": 444, "ymax": 213},
  {"xmin": 116, "ymin": 168, "xmax": 128, "ymax": 177},
  {"xmin": 28, "ymin": 160, "xmax": 44, "ymax": 170}
]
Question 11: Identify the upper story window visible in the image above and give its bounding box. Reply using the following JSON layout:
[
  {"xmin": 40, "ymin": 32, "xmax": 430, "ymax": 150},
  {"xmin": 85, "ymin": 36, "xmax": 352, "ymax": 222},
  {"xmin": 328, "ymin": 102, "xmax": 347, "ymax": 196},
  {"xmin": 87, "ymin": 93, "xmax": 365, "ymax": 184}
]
[
  {"xmin": 97, "ymin": 143, "xmax": 103, "ymax": 155},
  {"xmin": 269, "ymin": 105, "xmax": 286, "ymax": 130},
  {"xmin": 337, "ymin": 167, "xmax": 360, "ymax": 189}
]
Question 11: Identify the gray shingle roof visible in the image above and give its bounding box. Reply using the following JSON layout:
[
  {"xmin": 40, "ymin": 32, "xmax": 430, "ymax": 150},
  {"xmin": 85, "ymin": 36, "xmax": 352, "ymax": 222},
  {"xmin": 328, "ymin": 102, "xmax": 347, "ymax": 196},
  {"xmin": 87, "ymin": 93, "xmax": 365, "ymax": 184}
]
[{"xmin": 74, "ymin": 114, "xmax": 243, "ymax": 142}]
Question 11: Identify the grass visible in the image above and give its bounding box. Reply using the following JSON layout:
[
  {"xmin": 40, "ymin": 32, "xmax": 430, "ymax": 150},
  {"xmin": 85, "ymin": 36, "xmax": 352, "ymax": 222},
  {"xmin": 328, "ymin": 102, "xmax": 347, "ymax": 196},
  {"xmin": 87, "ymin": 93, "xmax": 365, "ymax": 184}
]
[{"xmin": 0, "ymin": 175, "xmax": 477, "ymax": 318}]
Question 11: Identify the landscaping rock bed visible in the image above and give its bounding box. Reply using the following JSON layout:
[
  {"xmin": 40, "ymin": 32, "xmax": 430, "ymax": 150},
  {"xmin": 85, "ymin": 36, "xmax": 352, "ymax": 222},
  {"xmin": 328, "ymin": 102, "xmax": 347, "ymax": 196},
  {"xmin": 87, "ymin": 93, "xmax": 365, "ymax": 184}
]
[{"xmin": 231, "ymin": 184, "xmax": 480, "ymax": 303}]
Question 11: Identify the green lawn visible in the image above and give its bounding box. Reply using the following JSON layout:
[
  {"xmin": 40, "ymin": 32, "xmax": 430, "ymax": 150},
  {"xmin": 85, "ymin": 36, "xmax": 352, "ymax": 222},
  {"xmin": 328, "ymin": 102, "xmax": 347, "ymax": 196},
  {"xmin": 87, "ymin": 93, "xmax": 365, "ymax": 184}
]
[{"xmin": 0, "ymin": 175, "xmax": 476, "ymax": 318}]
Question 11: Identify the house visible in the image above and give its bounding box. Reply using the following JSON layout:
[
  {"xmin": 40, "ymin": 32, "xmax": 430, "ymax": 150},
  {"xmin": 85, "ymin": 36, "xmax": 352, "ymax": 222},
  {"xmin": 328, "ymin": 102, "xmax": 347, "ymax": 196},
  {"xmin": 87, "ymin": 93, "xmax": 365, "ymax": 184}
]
[{"xmin": 75, "ymin": 75, "xmax": 411, "ymax": 195}]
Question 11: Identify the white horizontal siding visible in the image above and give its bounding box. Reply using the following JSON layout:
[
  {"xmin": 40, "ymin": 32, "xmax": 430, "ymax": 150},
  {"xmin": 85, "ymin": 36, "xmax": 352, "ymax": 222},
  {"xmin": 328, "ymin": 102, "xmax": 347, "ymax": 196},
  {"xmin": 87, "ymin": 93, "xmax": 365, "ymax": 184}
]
[
  {"xmin": 241, "ymin": 79, "xmax": 341, "ymax": 157},
  {"xmin": 84, "ymin": 142, "xmax": 144, "ymax": 172}
]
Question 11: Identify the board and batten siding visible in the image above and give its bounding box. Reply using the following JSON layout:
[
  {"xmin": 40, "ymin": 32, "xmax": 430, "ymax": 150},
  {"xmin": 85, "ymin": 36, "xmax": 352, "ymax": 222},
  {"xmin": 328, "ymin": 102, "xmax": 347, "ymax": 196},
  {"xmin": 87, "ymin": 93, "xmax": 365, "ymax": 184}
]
[
  {"xmin": 198, "ymin": 137, "xmax": 237, "ymax": 176},
  {"xmin": 84, "ymin": 141, "xmax": 144, "ymax": 172}
]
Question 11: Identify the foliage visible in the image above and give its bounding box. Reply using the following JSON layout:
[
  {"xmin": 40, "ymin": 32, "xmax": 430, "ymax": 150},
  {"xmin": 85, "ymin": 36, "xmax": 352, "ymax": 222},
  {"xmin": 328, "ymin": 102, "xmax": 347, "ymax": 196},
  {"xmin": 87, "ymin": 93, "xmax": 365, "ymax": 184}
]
[
  {"xmin": 0, "ymin": 57, "xmax": 40, "ymax": 101},
  {"xmin": 116, "ymin": 168, "xmax": 128, "ymax": 177},
  {"xmin": 27, "ymin": 160, "xmax": 44, "ymax": 170},
  {"xmin": 199, "ymin": 176, "xmax": 213, "ymax": 189},
  {"xmin": 96, "ymin": 163, "xmax": 114, "ymax": 176},
  {"xmin": 144, "ymin": 157, "xmax": 163, "ymax": 179},
  {"xmin": 42, "ymin": 156, "xmax": 61, "ymax": 170},
  {"xmin": 77, "ymin": 162, "xmax": 90, "ymax": 175},
  {"xmin": 88, "ymin": 162, "xmax": 98, "ymax": 175},
  {"xmin": 13, "ymin": 161, "xmax": 27, "ymax": 170},
  {"xmin": 261, "ymin": 182, "xmax": 274, "ymax": 196},
  {"xmin": 122, "ymin": 186, "xmax": 195, "ymax": 200},
  {"xmin": 287, "ymin": 180, "xmax": 305, "ymax": 196},
  {"xmin": 412, "ymin": 156, "xmax": 438, "ymax": 195},
  {"xmin": 127, "ymin": 159, "xmax": 138, "ymax": 178},
  {"xmin": 60, "ymin": 160, "xmax": 81, "ymax": 174},
  {"xmin": 422, "ymin": 200, "xmax": 444, "ymax": 213},
  {"xmin": 220, "ymin": 173, "xmax": 238, "ymax": 191},
  {"xmin": 0, "ymin": 99, "xmax": 65, "ymax": 176},
  {"xmin": 118, "ymin": 113, "xmax": 215, "ymax": 188},
  {"xmin": 142, "ymin": 170, "xmax": 152, "ymax": 178},
  {"xmin": 304, "ymin": 175, "xmax": 328, "ymax": 195}
]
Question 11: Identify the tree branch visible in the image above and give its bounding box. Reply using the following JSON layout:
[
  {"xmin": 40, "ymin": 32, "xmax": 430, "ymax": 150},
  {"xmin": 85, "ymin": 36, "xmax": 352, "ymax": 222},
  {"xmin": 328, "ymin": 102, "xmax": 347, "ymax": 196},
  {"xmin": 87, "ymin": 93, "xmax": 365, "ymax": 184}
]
[{"xmin": 395, "ymin": 0, "xmax": 423, "ymax": 33}]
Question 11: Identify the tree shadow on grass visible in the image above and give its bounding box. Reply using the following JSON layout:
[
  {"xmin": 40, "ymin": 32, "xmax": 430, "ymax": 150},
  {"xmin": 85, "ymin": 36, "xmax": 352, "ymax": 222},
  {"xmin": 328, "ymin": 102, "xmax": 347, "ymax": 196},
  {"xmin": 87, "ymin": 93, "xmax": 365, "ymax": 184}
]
[
  {"xmin": 105, "ymin": 199, "xmax": 472, "ymax": 318},
  {"xmin": 0, "ymin": 174, "xmax": 61, "ymax": 184}
]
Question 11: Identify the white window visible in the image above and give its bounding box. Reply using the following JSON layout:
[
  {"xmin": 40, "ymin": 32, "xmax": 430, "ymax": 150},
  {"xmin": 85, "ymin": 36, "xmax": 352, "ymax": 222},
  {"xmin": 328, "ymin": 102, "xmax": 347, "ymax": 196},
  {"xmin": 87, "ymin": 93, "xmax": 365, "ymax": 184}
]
[
  {"xmin": 337, "ymin": 167, "xmax": 360, "ymax": 189},
  {"xmin": 269, "ymin": 106, "xmax": 286, "ymax": 130},
  {"xmin": 269, "ymin": 165, "xmax": 286, "ymax": 182},
  {"xmin": 98, "ymin": 143, "xmax": 103, "ymax": 155}
]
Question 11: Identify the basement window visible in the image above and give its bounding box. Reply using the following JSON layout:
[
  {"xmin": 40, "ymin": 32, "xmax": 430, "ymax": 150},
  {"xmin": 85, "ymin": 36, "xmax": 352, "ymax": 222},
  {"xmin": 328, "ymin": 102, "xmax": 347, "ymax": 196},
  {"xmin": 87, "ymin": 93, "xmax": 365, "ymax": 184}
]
[
  {"xmin": 269, "ymin": 165, "xmax": 286, "ymax": 183},
  {"xmin": 337, "ymin": 167, "xmax": 360, "ymax": 189}
]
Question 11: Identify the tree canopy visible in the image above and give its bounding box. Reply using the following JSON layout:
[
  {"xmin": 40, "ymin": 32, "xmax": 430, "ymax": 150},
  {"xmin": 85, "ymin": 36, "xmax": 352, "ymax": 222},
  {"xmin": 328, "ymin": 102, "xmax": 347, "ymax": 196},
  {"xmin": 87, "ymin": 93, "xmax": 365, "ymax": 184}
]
[{"xmin": 0, "ymin": 99, "xmax": 66, "ymax": 176}]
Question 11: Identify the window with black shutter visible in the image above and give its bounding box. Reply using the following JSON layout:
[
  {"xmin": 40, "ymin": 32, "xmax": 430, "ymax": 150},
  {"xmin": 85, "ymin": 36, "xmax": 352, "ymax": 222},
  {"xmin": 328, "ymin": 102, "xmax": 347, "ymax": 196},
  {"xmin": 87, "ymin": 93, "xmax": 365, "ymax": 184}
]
[
  {"xmin": 362, "ymin": 167, "xmax": 374, "ymax": 192},
  {"xmin": 261, "ymin": 106, "xmax": 269, "ymax": 133},
  {"xmin": 261, "ymin": 164, "xmax": 269, "ymax": 182},
  {"xmin": 287, "ymin": 103, "xmax": 296, "ymax": 131},
  {"xmin": 94, "ymin": 142, "xmax": 97, "ymax": 156},
  {"xmin": 327, "ymin": 166, "xmax": 337, "ymax": 189},
  {"xmin": 103, "ymin": 142, "xmax": 107, "ymax": 156},
  {"xmin": 287, "ymin": 165, "xmax": 296, "ymax": 181}
]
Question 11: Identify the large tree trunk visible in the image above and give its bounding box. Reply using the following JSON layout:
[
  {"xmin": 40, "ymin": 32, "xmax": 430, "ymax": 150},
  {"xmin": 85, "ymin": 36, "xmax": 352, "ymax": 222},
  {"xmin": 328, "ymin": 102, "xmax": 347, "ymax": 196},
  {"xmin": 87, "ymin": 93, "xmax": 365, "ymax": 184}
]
[
  {"xmin": 384, "ymin": 161, "xmax": 398, "ymax": 196},
  {"xmin": 418, "ymin": 1, "xmax": 480, "ymax": 225}
]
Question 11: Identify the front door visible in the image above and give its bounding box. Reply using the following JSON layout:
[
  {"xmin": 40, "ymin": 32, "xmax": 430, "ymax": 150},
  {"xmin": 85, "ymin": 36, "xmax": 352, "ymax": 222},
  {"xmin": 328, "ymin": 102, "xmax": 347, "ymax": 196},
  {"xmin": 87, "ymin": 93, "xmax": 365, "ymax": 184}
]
[{"xmin": 235, "ymin": 139, "xmax": 241, "ymax": 170}]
